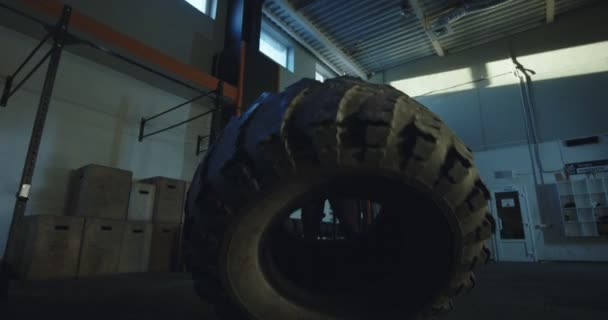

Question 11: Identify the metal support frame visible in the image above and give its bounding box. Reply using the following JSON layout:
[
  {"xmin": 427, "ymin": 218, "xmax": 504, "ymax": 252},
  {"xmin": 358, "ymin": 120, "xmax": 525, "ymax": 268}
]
[
  {"xmin": 511, "ymin": 50, "xmax": 544, "ymax": 188},
  {"xmin": 0, "ymin": 3, "xmax": 230, "ymax": 282},
  {"xmin": 268, "ymin": 0, "xmax": 368, "ymax": 78},
  {"xmin": 408, "ymin": 0, "xmax": 445, "ymax": 57},
  {"xmin": 0, "ymin": 2, "xmax": 215, "ymax": 99},
  {"xmin": 262, "ymin": 8, "xmax": 343, "ymax": 77},
  {"xmin": 138, "ymin": 81, "xmax": 223, "ymax": 143},
  {"xmin": 2, "ymin": 5, "xmax": 72, "ymax": 277},
  {"xmin": 0, "ymin": 31, "xmax": 54, "ymax": 107}
]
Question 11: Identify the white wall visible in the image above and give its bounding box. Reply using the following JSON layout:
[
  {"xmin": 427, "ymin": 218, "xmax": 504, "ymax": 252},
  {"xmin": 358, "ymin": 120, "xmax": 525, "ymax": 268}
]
[
  {"xmin": 476, "ymin": 138, "xmax": 608, "ymax": 261},
  {"xmin": 383, "ymin": 2, "xmax": 608, "ymax": 261},
  {"xmin": 1, "ymin": 0, "xmax": 227, "ymax": 75},
  {"xmin": 385, "ymin": 2, "xmax": 608, "ymax": 150},
  {"xmin": 0, "ymin": 26, "xmax": 211, "ymax": 256}
]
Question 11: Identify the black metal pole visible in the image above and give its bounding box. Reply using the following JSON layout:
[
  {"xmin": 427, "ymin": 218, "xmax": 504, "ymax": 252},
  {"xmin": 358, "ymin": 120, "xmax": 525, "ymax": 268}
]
[
  {"xmin": 141, "ymin": 108, "xmax": 217, "ymax": 140},
  {"xmin": 11, "ymin": 32, "xmax": 53, "ymax": 79},
  {"xmin": 0, "ymin": 77, "xmax": 12, "ymax": 107},
  {"xmin": 1, "ymin": 33, "xmax": 53, "ymax": 107},
  {"xmin": 2, "ymin": 5, "xmax": 72, "ymax": 279},
  {"xmin": 138, "ymin": 118, "xmax": 146, "ymax": 142},
  {"xmin": 145, "ymin": 91, "xmax": 215, "ymax": 122},
  {"xmin": 7, "ymin": 47, "xmax": 56, "ymax": 99},
  {"xmin": 209, "ymin": 82, "xmax": 224, "ymax": 144},
  {"xmin": 139, "ymin": 89, "xmax": 219, "ymax": 142}
]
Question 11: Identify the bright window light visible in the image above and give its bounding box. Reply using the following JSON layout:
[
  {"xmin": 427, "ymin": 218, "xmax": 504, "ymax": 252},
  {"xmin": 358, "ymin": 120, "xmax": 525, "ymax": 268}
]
[
  {"xmin": 315, "ymin": 64, "xmax": 333, "ymax": 82},
  {"xmin": 185, "ymin": 0, "xmax": 216, "ymax": 18},
  {"xmin": 260, "ymin": 31, "xmax": 291, "ymax": 70},
  {"xmin": 315, "ymin": 71, "xmax": 325, "ymax": 82}
]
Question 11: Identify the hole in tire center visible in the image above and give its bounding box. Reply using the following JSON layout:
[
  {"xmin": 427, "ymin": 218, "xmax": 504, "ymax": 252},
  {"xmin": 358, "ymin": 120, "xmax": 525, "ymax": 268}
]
[{"xmin": 259, "ymin": 175, "xmax": 456, "ymax": 314}]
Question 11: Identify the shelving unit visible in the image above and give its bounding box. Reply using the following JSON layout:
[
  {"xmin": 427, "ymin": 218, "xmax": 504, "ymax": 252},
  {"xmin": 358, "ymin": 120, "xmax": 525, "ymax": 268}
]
[{"xmin": 557, "ymin": 178, "xmax": 608, "ymax": 237}]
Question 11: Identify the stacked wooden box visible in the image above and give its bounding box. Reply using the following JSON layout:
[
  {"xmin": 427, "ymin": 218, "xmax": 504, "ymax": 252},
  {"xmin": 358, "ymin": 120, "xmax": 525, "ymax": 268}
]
[
  {"xmin": 69, "ymin": 165, "xmax": 132, "ymax": 277},
  {"xmin": 140, "ymin": 177, "xmax": 186, "ymax": 272},
  {"xmin": 13, "ymin": 164, "xmax": 188, "ymax": 279},
  {"xmin": 12, "ymin": 215, "xmax": 84, "ymax": 280}
]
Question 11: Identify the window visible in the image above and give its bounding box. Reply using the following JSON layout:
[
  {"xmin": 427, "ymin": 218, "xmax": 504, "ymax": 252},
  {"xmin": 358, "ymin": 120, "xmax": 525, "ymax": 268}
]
[
  {"xmin": 315, "ymin": 71, "xmax": 325, "ymax": 82},
  {"xmin": 185, "ymin": 0, "xmax": 216, "ymax": 19},
  {"xmin": 260, "ymin": 30, "xmax": 294, "ymax": 71},
  {"xmin": 315, "ymin": 64, "xmax": 334, "ymax": 82}
]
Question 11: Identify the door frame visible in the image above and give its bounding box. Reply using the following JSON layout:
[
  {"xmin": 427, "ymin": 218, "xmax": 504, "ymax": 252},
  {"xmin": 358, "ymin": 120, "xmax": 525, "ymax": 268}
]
[{"xmin": 488, "ymin": 184, "xmax": 537, "ymax": 262}]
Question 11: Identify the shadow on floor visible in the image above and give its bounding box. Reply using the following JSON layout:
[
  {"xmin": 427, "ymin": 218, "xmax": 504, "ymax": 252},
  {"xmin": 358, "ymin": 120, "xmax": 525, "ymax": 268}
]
[
  {"xmin": 3, "ymin": 262, "xmax": 608, "ymax": 319},
  {"xmin": 443, "ymin": 262, "xmax": 608, "ymax": 320},
  {"xmin": 3, "ymin": 273, "xmax": 219, "ymax": 320}
]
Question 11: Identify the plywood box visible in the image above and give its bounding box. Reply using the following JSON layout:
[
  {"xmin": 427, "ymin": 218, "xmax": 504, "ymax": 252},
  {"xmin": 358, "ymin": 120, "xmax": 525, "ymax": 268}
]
[
  {"xmin": 68, "ymin": 164, "xmax": 132, "ymax": 220},
  {"xmin": 149, "ymin": 223, "xmax": 180, "ymax": 272},
  {"xmin": 174, "ymin": 181, "xmax": 191, "ymax": 270},
  {"xmin": 141, "ymin": 177, "xmax": 186, "ymax": 224},
  {"xmin": 127, "ymin": 182, "xmax": 156, "ymax": 221},
  {"xmin": 16, "ymin": 215, "xmax": 84, "ymax": 280},
  {"xmin": 78, "ymin": 218, "xmax": 124, "ymax": 277},
  {"xmin": 118, "ymin": 222, "xmax": 153, "ymax": 273}
]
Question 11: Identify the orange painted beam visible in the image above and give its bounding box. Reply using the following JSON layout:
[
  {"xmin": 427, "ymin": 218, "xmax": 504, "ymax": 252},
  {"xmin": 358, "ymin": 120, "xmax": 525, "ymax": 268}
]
[{"xmin": 21, "ymin": 0, "xmax": 238, "ymax": 101}]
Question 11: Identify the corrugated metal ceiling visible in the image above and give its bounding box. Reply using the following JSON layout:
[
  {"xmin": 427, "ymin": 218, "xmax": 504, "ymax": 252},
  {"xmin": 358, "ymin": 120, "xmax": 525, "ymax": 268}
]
[{"xmin": 263, "ymin": 0, "xmax": 601, "ymax": 76}]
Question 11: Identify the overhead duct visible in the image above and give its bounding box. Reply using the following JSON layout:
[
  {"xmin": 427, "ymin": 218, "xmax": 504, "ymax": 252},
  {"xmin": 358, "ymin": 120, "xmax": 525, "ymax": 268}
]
[{"xmin": 429, "ymin": 0, "xmax": 513, "ymax": 37}]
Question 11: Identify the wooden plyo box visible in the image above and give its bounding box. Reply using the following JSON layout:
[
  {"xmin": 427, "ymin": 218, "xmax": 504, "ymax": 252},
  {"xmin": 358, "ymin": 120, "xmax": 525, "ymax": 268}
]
[
  {"xmin": 68, "ymin": 164, "xmax": 132, "ymax": 220},
  {"xmin": 117, "ymin": 222, "xmax": 153, "ymax": 273},
  {"xmin": 127, "ymin": 182, "xmax": 156, "ymax": 221},
  {"xmin": 77, "ymin": 218, "xmax": 124, "ymax": 277},
  {"xmin": 148, "ymin": 223, "xmax": 180, "ymax": 272},
  {"xmin": 140, "ymin": 177, "xmax": 186, "ymax": 224},
  {"xmin": 16, "ymin": 215, "xmax": 84, "ymax": 280}
]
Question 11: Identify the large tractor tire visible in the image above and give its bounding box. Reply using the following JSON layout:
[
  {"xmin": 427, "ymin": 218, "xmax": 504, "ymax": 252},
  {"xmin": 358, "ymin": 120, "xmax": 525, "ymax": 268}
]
[{"xmin": 184, "ymin": 77, "xmax": 494, "ymax": 319}]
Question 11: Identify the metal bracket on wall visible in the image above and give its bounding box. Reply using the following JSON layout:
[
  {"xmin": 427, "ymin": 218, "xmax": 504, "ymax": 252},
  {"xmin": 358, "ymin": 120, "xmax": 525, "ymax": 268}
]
[
  {"xmin": 0, "ymin": 31, "xmax": 56, "ymax": 107},
  {"xmin": 138, "ymin": 82, "xmax": 224, "ymax": 148},
  {"xmin": 0, "ymin": 4, "xmax": 84, "ymax": 108}
]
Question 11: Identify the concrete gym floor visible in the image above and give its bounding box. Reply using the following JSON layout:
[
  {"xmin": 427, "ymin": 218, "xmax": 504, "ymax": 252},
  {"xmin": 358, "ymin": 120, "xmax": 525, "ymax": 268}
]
[{"xmin": 3, "ymin": 262, "xmax": 608, "ymax": 319}]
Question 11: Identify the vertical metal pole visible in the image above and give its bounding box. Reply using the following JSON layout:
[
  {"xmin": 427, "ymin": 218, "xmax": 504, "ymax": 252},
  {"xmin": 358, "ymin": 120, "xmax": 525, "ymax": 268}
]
[
  {"xmin": 367, "ymin": 201, "xmax": 373, "ymax": 225},
  {"xmin": 2, "ymin": 6, "xmax": 72, "ymax": 275},
  {"xmin": 0, "ymin": 76, "xmax": 13, "ymax": 107},
  {"xmin": 138, "ymin": 118, "xmax": 146, "ymax": 142},
  {"xmin": 209, "ymin": 82, "xmax": 224, "ymax": 145}
]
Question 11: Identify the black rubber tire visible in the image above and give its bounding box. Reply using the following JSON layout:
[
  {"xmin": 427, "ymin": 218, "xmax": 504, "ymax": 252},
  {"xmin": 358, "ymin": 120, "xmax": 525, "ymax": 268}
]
[
  {"xmin": 184, "ymin": 76, "xmax": 494, "ymax": 319},
  {"xmin": 0, "ymin": 263, "xmax": 9, "ymax": 301}
]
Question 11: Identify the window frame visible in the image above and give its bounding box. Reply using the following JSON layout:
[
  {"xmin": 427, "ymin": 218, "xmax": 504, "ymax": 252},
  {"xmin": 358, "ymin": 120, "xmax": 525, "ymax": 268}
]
[
  {"xmin": 315, "ymin": 63, "xmax": 334, "ymax": 82},
  {"xmin": 315, "ymin": 71, "xmax": 325, "ymax": 82},
  {"xmin": 184, "ymin": 0, "xmax": 217, "ymax": 19},
  {"xmin": 259, "ymin": 22, "xmax": 295, "ymax": 72}
]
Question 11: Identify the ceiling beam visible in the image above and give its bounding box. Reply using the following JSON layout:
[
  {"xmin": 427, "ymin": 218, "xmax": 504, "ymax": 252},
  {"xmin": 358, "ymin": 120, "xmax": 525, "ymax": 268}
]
[
  {"xmin": 408, "ymin": 0, "xmax": 445, "ymax": 57},
  {"xmin": 262, "ymin": 9, "xmax": 343, "ymax": 77},
  {"xmin": 267, "ymin": 0, "xmax": 368, "ymax": 78},
  {"xmin": 546, "ymin": 0, "xmax": 556, "ymax": 23},
  {"xmin": 291, "ymin": 0, "xmax": 320, "ymax": 11}
]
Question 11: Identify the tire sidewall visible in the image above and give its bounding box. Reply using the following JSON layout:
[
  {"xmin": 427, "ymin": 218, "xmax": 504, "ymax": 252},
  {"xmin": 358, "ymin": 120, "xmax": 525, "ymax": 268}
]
[{"xmin": 218, "ymin": 167, "xmax": 463, "ymax": 320}]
